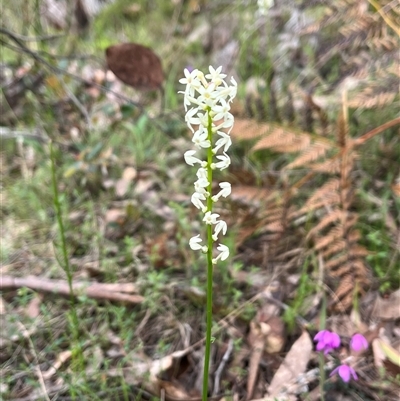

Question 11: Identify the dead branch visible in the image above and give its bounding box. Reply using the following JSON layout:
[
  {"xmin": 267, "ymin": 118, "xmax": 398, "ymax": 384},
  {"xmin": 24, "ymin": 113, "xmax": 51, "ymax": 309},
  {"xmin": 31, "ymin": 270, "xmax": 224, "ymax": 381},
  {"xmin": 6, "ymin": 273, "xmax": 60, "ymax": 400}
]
[{"xmin": 0, "ymin": 275, "xmax": 144, "ymax": 304}]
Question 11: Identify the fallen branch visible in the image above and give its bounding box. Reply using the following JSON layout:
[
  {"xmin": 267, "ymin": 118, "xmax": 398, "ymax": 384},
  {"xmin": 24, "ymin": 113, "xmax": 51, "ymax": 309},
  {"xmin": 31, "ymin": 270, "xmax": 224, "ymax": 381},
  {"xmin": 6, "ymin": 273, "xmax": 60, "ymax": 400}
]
[{"xmin": 0, "ymin": 275, "xmax": 144, "ymax": 304}]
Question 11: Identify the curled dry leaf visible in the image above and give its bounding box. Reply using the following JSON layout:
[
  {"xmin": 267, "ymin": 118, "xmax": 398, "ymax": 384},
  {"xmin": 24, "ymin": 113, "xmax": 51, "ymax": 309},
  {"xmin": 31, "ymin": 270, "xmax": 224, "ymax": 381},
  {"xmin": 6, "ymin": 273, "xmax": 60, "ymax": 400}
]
[
  {"xmin": 106, "ymin": 43, "xmax": 164, "ymax": 91},
  {"xmin": 267, "ymin": 331, "xmax": 312, "ymax": 399}
]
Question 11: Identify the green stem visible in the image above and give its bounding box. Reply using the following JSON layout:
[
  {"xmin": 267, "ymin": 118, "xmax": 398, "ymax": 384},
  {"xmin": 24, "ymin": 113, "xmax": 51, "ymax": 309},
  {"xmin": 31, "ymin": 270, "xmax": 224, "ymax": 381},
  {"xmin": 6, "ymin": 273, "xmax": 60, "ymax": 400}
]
[
  {"xmin": 50, "ymin": 141, "xmax": 81, "ymax": 366},
  {"xmin": 202, "ymin": 108, "xmax": 214, "ymax": 401}
]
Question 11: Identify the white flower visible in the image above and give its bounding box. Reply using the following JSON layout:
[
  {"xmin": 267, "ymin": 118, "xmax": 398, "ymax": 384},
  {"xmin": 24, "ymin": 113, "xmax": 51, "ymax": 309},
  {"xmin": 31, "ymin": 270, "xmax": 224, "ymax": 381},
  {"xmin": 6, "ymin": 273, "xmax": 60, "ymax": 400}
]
[
  {"xmin": 212, "ymin": 220, "xmax": 227, "ymax": 241},
  {"xmin": 213, "ymin": 118, "xmax": 234, "ymax": 135},
  {"xmin": 212, "ymin": 243, "xmax": 230, "ymax": 264},
  {"xmin": 212, "ymin": 182, "xmax": 231, "ymax": 202},
  {"xmin": 194, "ymin": 176, "xmax": 209, "ymax": 194},
  {"xmin": 197, "ymin": 83, "xmax": 218, "ymax": 107},
  {"xmin": 179, "ymin": 68, "xmax": 200, "ymax": 91},
  {"xmin": 185, "ymin": 107, "xmax": 201, "ymax": 131},
  {"xmin": 192, "ymin": 128, "xmax": 211, "ymax": 149},
  {"xmin": 212, "ymin": 98, "xmax": 231, "ymax": 121},
  {"xmin": 191, "ymin": 192, "xmax": 207, "ymax": 211},
  {"xmin": 213, "ymin": 131, "xmax": 232, "ymax": 153},
  {"xmin": 203, "ymin": 211, "xmax": 219, "ymax": 225},
  {"xmin": 205, "ymin": 65, "xmax": 227, "ymax": 85},
  {"xmin": 258, "ymin": 0, "xmax": 274, "ymax": 16},
  {"xmin": 196, "ymin": 70, "xmax": 208, "ymax": 87},
  {"xmin": 196, "ymin": 167, "xmax": 208, "ymax": 179},
  {"xmin": 189, "ymin": 234, "xmax": 208, "ymax": 252},
  {"xmin": 215, "ymin": 77, "xmax": 237, "ymax": 103},
  {"xmin": 184, "ymin": 150, "xmax": 206, "ymax": 167},
  {"xmin": 211, "ymin": 153, "xmax": 231, "ymax": 170}
]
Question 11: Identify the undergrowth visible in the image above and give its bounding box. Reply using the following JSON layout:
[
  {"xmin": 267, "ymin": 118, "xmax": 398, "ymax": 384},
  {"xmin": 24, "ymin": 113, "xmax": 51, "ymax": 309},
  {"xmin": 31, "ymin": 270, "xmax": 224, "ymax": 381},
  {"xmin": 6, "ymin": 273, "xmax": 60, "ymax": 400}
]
[{"xmin": 1, "ymin": 0, "xmax": 399, "ymax": 399}]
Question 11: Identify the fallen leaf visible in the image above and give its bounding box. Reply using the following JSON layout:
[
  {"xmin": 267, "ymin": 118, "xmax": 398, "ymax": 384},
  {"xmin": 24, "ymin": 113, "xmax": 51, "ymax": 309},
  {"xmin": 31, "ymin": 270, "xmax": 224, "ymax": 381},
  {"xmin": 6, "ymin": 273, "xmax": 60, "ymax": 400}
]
[
  {"xmin": 371, "ymin": 289, "xmax": 400, "ymax": 320},
  {"xmin": 25, "ymin": 294, "xmax": 42, "ymax": 319},
  {"xmin": 106, "ymin": 43, "xmax": 164, "ymax": 91},
  {"xmin": 115, "ymin": 166, "xmax": 137, "ymax": 197},
  {"xmin": 267, "ymin": 331, "xmax": 312, "ymax": 398}
]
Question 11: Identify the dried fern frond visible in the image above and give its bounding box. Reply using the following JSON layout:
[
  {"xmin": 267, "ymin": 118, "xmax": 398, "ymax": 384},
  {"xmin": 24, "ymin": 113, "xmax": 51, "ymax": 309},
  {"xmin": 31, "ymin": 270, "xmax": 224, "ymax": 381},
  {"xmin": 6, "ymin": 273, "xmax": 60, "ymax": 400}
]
[
  {"xmin": 285, "ymin": 142, "xmax": 333, "ymax": 170},
  {"xmin": 306, "ymin": 209, "xmax": 347, "ymax": 239},
  {"xmin": 251, "ymin": 126, "xmax": 313, "ymax": 154},
  {"xmin": 304, "ymin": 178, "xmax": 341, "ymax": 210}
]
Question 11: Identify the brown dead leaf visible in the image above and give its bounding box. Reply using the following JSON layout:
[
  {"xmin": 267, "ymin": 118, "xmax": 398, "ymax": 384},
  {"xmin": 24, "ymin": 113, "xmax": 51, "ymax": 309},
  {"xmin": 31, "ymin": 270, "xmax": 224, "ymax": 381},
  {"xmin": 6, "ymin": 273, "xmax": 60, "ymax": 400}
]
[
  {"xmin": 25, "ymin": 294, "xmax": 42, "ymax": 319},
  {"xmin": 267, "ymin": 331, "xmax": 312, "ymax": 398},
  {"xmin": 115, "ymin": 166, "xmax": 137, "ymax": 197},
  {"xmin": 106, "ymin": 43, "xmax": 164, "ymax": 91},
  {"xmin": 158, "ymin": 380, "xmax": 191, "ymax": 400},
  {"xmin": 105, "ymin": 208, "xmax": 126, "ymax": 225},
  {"xmin": 371, "ymin": 289, "xmax": 400, "ymax": 320}
]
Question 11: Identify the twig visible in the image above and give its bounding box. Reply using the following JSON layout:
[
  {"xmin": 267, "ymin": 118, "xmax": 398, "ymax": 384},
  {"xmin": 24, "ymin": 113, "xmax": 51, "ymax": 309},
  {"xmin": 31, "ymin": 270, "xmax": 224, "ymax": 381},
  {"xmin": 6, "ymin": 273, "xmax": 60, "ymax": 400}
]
[
  {"xmin": 213, "ymin": 338, "xmax": 234, "ymax": 396},
  {"xmin": 0, "ymin": 27, "xmax": 63, "ymax": 42},
  {"xmin": 60, "ymin": 77, "xmax": 92, "ymax": 129},
  {"xmin": 0, "ymin": 275, "xmax": 144, "ymax": 304},
  {"xmin": 17, "ymin": 322, "xmax": 51, "ymax": 401},
  {"xmin": 0, "ymin": 127, "xmax": 49, "ymax": 142}
]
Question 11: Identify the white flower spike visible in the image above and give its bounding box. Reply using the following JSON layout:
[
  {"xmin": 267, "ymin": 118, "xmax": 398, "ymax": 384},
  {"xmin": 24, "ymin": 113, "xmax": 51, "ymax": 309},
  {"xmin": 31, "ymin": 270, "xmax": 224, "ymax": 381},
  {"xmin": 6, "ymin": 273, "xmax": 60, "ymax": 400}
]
[{"xmin": 179, "ymin": 65, "xmax": 236, "ymax": 263}]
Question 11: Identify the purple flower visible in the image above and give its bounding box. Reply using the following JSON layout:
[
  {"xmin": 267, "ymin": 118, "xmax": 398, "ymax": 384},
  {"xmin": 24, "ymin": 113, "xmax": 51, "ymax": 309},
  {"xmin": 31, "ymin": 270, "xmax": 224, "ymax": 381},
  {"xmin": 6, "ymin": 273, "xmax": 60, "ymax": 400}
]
[
  {"xmin": 350, "ymin": 333, "xmax": 368, "ymax": 352},
  {"xmin": 314, "ymin": 330, "xmax": 341, "ymax": 354},
  {"xmin": 330, "ymin": 364, "xmax": 358, "ymax": 382}
]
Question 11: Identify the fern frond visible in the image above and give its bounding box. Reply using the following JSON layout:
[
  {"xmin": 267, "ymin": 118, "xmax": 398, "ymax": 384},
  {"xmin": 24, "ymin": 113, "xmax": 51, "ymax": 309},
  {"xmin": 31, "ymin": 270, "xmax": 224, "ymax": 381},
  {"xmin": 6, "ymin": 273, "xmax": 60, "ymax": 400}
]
[
  {"xmin": 251, "ymin": 126, "xmax": 312, "ymax": 154},
  {"xmin": 322, "ymin": 240, "xmax": 346, "ymax": 259},
  {"xmin": 304, "ymin": 178, "xmax": 340, "ymax": 209},
  {"xmin": 307, "ymin": 209, "xmax": 346, "ymax": 239},
  {"xmin": 314, "ymin": 227, "xmax": 343, "ymax": 252},
  {"xmin": 285, "ymin": 142, "xmax": 332, "ymax": 170}
]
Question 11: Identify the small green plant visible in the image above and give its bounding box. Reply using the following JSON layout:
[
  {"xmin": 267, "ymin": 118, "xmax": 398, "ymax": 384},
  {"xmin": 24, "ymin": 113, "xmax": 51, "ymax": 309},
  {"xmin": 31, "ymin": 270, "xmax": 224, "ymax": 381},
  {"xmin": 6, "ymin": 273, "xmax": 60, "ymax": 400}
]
[
  {"xmin": 283, "ymin": 257, "xmax": 315, "ymax": 333},
  {"xmin": 50, "ymin": 142, "xmax": 84, "ymax": 378}
]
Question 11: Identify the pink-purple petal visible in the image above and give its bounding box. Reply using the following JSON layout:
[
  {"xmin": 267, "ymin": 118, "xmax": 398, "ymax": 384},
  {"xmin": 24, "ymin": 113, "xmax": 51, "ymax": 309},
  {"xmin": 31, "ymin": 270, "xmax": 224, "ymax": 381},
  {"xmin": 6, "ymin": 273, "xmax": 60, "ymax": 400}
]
[
  {"xmin": 331, "ymin": 332, "xmax": 341, "ymax": 348},
  {"xmin": 330, "ymin": 364, "xmax": 358, "ymax": 383},
  {"xmin": 350, "ymin": 333, "xmax": 368, "ymax": 352}
]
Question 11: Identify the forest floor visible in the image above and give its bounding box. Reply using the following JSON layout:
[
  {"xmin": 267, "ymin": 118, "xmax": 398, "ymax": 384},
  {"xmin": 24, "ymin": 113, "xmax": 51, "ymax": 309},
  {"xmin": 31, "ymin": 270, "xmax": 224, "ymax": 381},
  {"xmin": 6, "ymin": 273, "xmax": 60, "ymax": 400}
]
[{"xmin": 1, "ymin": 1, "xmax": 400, "ymax": 400}]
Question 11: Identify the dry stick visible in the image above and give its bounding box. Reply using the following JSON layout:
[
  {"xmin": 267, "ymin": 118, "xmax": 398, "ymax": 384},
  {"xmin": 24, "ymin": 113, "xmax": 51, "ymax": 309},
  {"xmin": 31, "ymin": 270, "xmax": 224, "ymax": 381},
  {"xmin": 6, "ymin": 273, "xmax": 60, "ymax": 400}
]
[
  {"xmin": 17, "ymin": 322, "xmax": 51, "ymax": 401},
  {"xmin": 0, "ymin": 275, "xmax": 144, "ymax": 304},
  {"xmin": 213, "ymin": 338, "xmax": 234, "ymax": 396},
  {"xmin": 60, "ymin": 77, "xmax": 92, "ymax": 129}
]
